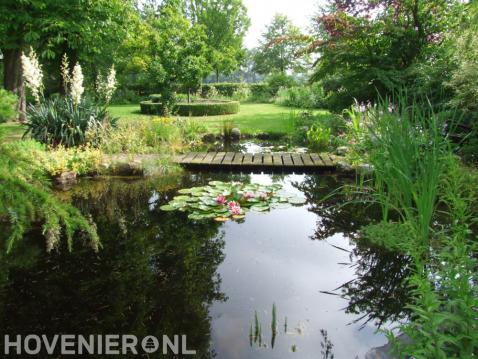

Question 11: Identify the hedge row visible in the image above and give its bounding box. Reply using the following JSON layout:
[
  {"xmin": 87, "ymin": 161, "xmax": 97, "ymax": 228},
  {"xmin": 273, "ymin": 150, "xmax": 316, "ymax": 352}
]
[{"xmin": 140, "ymin": 100, "xmax": 240, "ymax": 116}]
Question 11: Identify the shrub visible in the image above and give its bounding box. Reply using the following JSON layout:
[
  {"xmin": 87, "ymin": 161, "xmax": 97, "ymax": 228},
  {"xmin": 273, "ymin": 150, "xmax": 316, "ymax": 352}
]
[
  {"xmin": 306, "ymin": 124, "xmax": 331, "ymax": 151},
  {"xmin": 231, "ymin": 86, "xmax": 252, "ymax": 102},
  {"xmin": 0, "ymin": 89, "xmax": 18, "ymax": 123},
  {"xmin": 140, "ymin": 100, "xmax": 240, "ymax": 116},
  {"xmin": 275, "ymin": 83, "xmax": 325, "ymax": 109},
  {"xmin": 201, "ymin": 83, "xmax": 247, "ymax": 97},
  {"xmin": 265, "ymin": 73, "xmax": 296, "ymax": 97},
  {"xmin": 0, "ymin": 140, "xmax": 99, "ymax": 252},
  {"xmin": 249, "ymin": 83, "xmax": 270, "ymax": 102},
  {"xmin": 24, "ymin": 97, "xmax": 116, "ymax": 148}
]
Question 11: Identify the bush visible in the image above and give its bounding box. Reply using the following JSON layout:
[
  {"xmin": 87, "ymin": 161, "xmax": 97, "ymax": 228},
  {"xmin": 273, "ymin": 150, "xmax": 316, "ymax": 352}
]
[
  {"xmin": 25, "ymin": 97, "xmax": 116, "ymax": 147},
  {"xmin": 306, "ymin": 124, "xmax": 331, "ymax": 151},
  {"xmin": 265, "ymin": 73, "xmax": 296, "ymax": 97},
  {"xmin": 100, "ymin": 117, "xmax": 207, "ymax": 154},
  {"xmin": 201, "ymin": 83, "xmax": 247, "ymax": 97},
  {"xmin": 0, "ymin": 89, "xmax": 18, "ymax": 123},
  {"xmin": 0, "ymin": 140, "xmax": 99, "ymax": 252},
  {"xmin": 275, "ymin": 83, "xmax": 325, "ymax": 109},
  {"xmin": 248, "ymin": 83, "xmax": 270, "ymax": 102},
  {"xmin": 140, "ymin": 100, "xmax": 240, "ymax": 116}
]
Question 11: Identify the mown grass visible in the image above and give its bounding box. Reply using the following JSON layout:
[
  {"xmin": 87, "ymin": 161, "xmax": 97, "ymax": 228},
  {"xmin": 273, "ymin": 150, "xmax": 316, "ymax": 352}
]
[
  {"xmin": 108, "ymin": 103, "xmax": 331, "ymax": 136},
  {"xmin": 2, "ymin": 103, "xmax": 331, "ymax": 141}
]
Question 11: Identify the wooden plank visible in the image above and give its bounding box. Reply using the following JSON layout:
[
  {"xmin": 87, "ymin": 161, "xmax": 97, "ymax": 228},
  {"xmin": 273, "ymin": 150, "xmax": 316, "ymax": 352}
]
[
  {"xmin": 191, "ymin": 152, "xmax": 208, "ymax": 164},
  {"xmin": 272, "ymin": 153, "xmax": 283, "ymax": 167},
  {"xmin": 173, "ymin": 154, "xmax": 187, "ymax": 163},
  {"xmin": 291, "ymin": 153, "xmax": 303, "ymax": 167},
  {"xmin": 263, "ymin": 153, "xmax": 273, "ymax": 166},
  {"xmin": 232, "ymin": 153, "xmax": 244, "ymax": 165},
  {"xmin": 222, "ymin": 152, "xmax": 235, "ymax": 165},
  {"xmin": 301, "ymin": 154, "xmax": 315, "ymax": 167},
  {"xmin": 201, "ymin": 152, "xmax": 217, "ymax": 164},
  {"xmin": 181, "ymin": 152, "xmax": 199, "ymax": 163},
  {"xmin": 243, "ymin": 153, "xmax": 254, "ymax": 165},
  {"xmin": 282, "ymin": 153, "xmax": 294, "ymax": 166},
  {"xmin": 310, "ymin": 153, "xmax": 325, "ymax": 167},
  {"xmin": 252, "ymin": 153, "xmax": 263, "ymax": 166},
  {"xmin": 319, "ymin": 153, "xmax": 334, "ymax": 167},
  {"xmin": 211, "ymin": 152, "xmax": 226, "ymax": 165}
]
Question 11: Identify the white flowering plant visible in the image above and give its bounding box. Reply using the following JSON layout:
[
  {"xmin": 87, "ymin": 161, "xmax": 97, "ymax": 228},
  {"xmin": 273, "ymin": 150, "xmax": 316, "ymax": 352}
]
[
  {"xmin": 23, "ymin": 50, "xmax": 118, "ymax": 147},
  {"xmin": 21, "ymin": 48, "xmax": 44, "ymax": 104}
]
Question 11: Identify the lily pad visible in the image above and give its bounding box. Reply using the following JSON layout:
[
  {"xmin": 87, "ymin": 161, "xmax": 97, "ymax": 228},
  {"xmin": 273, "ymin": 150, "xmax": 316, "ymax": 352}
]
[{"xmin": 160, "ymin": 205, "xmax": 175, "ymax": 211}]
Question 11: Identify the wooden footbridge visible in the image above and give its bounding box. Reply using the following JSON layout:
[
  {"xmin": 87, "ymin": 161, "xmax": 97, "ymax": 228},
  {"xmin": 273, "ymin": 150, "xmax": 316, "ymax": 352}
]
[{"xmin": 173, "ymin": 152, "xmax": 341, "ymax": 172}]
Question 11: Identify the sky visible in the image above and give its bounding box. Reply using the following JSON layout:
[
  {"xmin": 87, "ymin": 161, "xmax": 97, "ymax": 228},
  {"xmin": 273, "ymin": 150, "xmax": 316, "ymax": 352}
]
[{"xmin": 242, "ymin": 0, "xmax": 324, "ymax": 49}]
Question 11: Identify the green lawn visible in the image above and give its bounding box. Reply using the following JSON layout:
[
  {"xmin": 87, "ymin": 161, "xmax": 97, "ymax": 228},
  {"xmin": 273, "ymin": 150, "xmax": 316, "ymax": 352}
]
[
  {"xmin": 109, "ymin": 103, "xmax": 330, "ymax": 135},
  {"xmin": 1, "ymin": 103, "xmax": 330, "ymax": 142}
]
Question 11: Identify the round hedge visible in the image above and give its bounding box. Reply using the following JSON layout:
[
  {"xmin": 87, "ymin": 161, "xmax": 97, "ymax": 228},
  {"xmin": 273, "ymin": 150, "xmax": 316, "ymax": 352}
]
[{"xmin": 140, "ymin": 100, "xmax": 240, "ymax": 116}]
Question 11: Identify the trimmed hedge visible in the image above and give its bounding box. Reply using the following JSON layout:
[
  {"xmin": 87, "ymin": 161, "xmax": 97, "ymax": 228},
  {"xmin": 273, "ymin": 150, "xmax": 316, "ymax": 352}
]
[{"xmin": 140, "ymin": 100, "xmax": 240, "ymax": 116}]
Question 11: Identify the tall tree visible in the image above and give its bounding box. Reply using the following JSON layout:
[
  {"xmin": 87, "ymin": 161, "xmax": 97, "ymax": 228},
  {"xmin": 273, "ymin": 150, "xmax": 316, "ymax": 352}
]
[
  {"xmin": 253, "ymin": 14, "xmax": 309, "ymax": 75},
  {"xmin": 0, "ymin": 0, "xmax": 135, "ymax": 119},
  {"xmin": 142, "ymin": 2, "xmax": 210, "ymax": 110},
  {"xmin": 185, "ymin": 0, "xmax": 250, "ymax": 82}
]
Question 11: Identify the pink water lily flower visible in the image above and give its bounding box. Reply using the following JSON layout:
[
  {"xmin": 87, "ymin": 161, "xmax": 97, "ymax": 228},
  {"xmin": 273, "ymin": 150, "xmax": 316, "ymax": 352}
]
[
  {"xmin": 216, "ymin": 195, "xmax": 226, "ymax": 205},
  {"xmin": 244, "ymin": 191, "xmax": 255, "ymax": 199},
  {"xmin": 227, "ymin": 201, "xmax": 242, "ymax": 215}
]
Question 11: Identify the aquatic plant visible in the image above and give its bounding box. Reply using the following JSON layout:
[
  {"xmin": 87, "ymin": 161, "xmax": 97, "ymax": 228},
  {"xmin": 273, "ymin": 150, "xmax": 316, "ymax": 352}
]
[{"xmin": 160, "ymin": 181, "xmax": 306, "ymax": 221}]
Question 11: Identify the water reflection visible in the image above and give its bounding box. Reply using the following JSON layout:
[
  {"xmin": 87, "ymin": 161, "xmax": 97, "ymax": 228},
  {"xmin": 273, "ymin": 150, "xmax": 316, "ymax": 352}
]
[
  {"xmin": 294, "ymin": 174, "xmax": 411, "ymax": 329},
  {"xmin": 0, "ymin": 176, "xmax": 227, "ymax": 358},
  {"xmin": 0, "ymin": 173, "xmax": 411, "ymax": 358}
]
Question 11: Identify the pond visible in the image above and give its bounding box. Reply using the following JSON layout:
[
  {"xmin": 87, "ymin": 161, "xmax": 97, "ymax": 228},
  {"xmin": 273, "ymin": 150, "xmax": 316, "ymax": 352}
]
[{"xmin": 0, "ymin": 171, "xmax": 411, "ymax": 358}]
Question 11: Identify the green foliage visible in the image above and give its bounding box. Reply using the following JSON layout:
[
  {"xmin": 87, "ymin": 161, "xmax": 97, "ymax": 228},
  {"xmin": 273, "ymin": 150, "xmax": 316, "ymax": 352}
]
[
  {"xmin": 353, "ymin": 94, "xmax": 478, "ymax": 357},
  {"xmin": 265, "ymin": 72, "xmax": 296, "ymax": 97},
  {"xmin": 24, "ymin": 97, "xmax": 116, "ymax": 147},
  {"xmin": 0, "ymin": 89, "xmax": 17, "ymax": 123},
  {"xmin": 275, "ymin": 83, "xmax": 325, "ymax": 109},
  {"xmin": 142, "ymin": 3, "xmax": 210, "ymax": 106},
  {"xmin": 0, "ymin": 140, "xmax": 99, "ymax": 253},
  {"xmin": 311, "ymin": 0, "xmax": 465, "ymax": 112},
  {"xmin": 201, "ymin": 83, "xmax": 247, "ymax": 97},
  {"xmin": 248, "ymin": 83, "xmax": 270, "ymax": 102},
  {"xmin": 306, "ymin": 124, "xmax": 331, "ymax": 152},
  {"xmin": 253, "ymin": 14, "xmax": 309, "ymax": 75},
  {"xmin": 160, "ymin": 181, "xmax": 306, "ymax": 221},
  {"xmin": 185, "ymin": 0, "xmax": 250, "ymax": 79},
  {"xmin": 99, "ymin": 117, "xmax": 205, "ymax": 154},
  {"xmin": 140, "ymin": 100, "xmax": 240, "ymax": 116}
]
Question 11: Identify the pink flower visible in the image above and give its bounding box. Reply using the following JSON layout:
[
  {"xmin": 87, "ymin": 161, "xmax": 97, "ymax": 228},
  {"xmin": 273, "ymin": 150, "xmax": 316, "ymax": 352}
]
[
  {"xmin": 216, "ymin": 195, "xmax": 226, "ymax": 205},
  {"xmin": 244, "ymin": 191, "xmax": 255, "ymax": 199},
  {"xmin": 227, "ymin": 201, "xmax": 242, "ymax": 215}
]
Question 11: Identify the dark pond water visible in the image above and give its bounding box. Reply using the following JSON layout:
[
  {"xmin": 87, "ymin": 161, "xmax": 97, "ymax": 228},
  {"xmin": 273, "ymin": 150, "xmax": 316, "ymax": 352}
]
[{"xmin": 0, "ymin": 172, "xmax": 411, "ymax": 358}]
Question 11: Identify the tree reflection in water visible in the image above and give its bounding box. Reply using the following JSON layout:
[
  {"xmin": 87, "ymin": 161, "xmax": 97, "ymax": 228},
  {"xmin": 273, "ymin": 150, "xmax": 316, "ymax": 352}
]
[
  {"xmin": 294, "ymin": 174, "xmax": 412, "ymax": 329},
  {"xmin": 0, "ymin": 174, "xmax": 237, "ymax": 358}
]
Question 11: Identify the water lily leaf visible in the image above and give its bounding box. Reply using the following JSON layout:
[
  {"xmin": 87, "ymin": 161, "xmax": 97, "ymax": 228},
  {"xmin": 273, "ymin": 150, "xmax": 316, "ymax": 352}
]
[
  {"xmin": 174, "ymin": 195, "xmax": 191, "ymax": 201},
  {"xmin": 232, "ymin": 215, "xmax": 246, "ymax": 219},
  {"xmin": 214, "ymin": 216, "xmax": 230, "ymax": 222},
  {"xmin": 251, "ymin": 205, "xmax": 269, "ymax": 212},
  {"xmin": 178, "ymin": 188, "xmax": 193, "ymax": 194},
  {"xmin": 271, "ymin": 203, "xmax": 292, "ymax": 209},
  {"xmin": 209, "ymin": 181, "xmax": 224, "ymax": 186},
  {"xmin": 289, "ymin": 197, "xmax": 306, "ymax": 205},
  {"xmin": 160, "ymin": 205, "xmax": 175, "ymax": 211}
]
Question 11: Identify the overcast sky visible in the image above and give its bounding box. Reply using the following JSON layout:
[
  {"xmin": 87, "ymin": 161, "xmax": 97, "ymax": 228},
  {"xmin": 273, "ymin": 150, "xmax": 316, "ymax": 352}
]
[{"xmin": 242, "ymin": 0, "xmax": 325, "ymax": 48}]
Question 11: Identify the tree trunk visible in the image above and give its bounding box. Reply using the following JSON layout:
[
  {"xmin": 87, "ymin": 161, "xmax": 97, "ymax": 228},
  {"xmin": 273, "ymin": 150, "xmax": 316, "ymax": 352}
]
[
  {"xmin": 3, "ymin": 48, "xmax": 26, "ymax": 121},
  {"xmin": 216, "ymin": 68, "xmax": 220, "ymax": 83}
]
